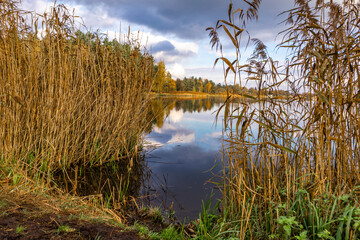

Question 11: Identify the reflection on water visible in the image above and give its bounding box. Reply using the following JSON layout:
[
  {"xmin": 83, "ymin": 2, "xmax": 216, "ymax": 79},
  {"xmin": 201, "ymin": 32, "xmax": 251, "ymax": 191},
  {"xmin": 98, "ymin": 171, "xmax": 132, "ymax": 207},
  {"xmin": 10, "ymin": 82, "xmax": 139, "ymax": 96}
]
[
  {"xmin": 54, "ymin": 157, "xmax": 145, "ymax": 209},
  {"xmin": 142, "ymin": 97, "xmax": 225, "ymax": 221},
  {"xmin": 53, "ymin": 97, "xmax": 226, "ymax": 222}
]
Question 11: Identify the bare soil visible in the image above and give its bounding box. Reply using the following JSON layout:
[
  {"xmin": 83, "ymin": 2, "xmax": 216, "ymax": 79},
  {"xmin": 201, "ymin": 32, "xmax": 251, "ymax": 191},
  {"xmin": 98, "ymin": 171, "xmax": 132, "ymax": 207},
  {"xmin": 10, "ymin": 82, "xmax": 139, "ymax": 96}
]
[{"xmin": 0, "ymin": 196, "xmax": 142, "ymax": 240}]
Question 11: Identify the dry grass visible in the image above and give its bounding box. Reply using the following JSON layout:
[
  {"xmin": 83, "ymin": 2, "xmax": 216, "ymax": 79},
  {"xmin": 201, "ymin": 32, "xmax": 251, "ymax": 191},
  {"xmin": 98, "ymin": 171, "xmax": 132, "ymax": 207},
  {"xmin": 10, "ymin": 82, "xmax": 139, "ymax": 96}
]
[
  {"xmin": 209, "ymin": 0, "xmax": 360, "ymax": 238},
  {"xmin": 0, "ymin": 0, "xmax": 154, "ymax": 191}
]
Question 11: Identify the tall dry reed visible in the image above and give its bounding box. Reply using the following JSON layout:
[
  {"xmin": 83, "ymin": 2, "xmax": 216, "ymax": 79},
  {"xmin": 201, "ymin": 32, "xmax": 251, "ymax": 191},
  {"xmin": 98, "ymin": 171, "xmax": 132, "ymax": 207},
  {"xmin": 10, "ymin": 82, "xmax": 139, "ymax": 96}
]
[
  {"xmin": 0, "ymin": 1, "xmax": 154, "ymax": 184},
  {"xmin": 209, "ymin": 0, "xmax": 360, "ymax": 238}
]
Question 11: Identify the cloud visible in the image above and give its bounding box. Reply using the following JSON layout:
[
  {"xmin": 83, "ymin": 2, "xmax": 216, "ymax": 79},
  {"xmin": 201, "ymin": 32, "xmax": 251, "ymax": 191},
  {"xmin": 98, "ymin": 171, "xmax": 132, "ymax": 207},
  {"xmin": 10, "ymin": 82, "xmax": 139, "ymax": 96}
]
[
  {"xmin": 64, "ymin": 0, "xmax": 229, "ymax": 40},
  {"xmin": 205, "ymin": 131, "xmax": 222, "ymax": 138},
  {"xmin": 152, "ymin": 40, "xmax": 197, "ymax": 65},
  {"xmin": 168, "ymin": 63, "xmax": 186, "ymax": 79},
  {"xmin": 153, "ymin": 123, "xmax": 177, "ymax": 134},
  {"xmin": 150, "ymin": 123, "xmax": 195, "ymax": 145},
  {"xmin": 169, "ymin": 109, "xmax": 184, "ymax": 123},
  {"xmin": 168, "ymin": 132, "xmax": 195, "ymax": 144},
  {"xmin": 23, "ymin": 0, "xmax": 298, "ymax": 44},
  {"xmin": 21, "ymin": 0, "xmax": 307, "ymax": 84},
  {"xmin": 61, "ymin": 0, "xmax": 293, "ymax": 42},
  {"xmin": 152, "ymin": 40, "xmax": 175, "ymax": 53}
]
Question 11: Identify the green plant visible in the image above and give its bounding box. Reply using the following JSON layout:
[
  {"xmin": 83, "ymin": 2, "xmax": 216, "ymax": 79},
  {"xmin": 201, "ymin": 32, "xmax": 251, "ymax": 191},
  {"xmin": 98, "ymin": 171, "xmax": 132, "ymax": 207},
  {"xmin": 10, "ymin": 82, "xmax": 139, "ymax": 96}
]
[
  {"xmin": 148, "ymin": 206, "xmax": 164, "ymax": 223},
  {"xmin": 132, "ymin": 222, "xmax": 160, "ymax": 239},
  {"xmin": 15, "ymin": 225, "xmax": 26, "ymax": 234},
  {"xmin": 193, "ymin": 195, "xmax": 221, "ymax": 239},
  {"xmin": 57, "ymin": 225, "xmax": 76, "ymax": 234},
  {"xmin": 160, "ymin": 225, "xmax": 182, "ymax": 240},
  {"xmin": 277, "ymin": 216, "xmax": 301, "ymax": 238}
]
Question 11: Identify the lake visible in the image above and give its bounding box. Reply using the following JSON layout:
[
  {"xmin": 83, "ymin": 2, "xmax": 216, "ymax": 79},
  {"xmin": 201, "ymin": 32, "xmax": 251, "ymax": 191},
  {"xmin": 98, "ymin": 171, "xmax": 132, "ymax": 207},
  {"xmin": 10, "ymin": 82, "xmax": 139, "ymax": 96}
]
[{"xmin": 141, "ymin": 97, "xmax": 226, "ymax": 221}]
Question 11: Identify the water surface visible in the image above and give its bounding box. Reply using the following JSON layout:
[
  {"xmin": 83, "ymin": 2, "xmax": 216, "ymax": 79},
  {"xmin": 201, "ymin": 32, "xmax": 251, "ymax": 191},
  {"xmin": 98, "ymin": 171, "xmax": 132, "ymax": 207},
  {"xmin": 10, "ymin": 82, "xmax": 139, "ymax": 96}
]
[{"xmin": 142, "ymin": 97, "xmax": 225, "ymax": 221}]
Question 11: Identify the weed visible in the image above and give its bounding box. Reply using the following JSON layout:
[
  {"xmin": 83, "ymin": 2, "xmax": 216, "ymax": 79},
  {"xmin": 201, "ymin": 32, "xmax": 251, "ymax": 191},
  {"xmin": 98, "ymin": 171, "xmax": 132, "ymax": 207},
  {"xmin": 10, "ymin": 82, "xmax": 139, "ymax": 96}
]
[
  {"xmin": 160, "ymin": 225, "xmax": 182, "ymax": 240},
  {"xmin": 193, "ymin": 195, "xmax": 222, "ymax": 239},
  {"xmin": 15, "ymin": 225, "xmax": 26, "ymax": 234},
  {"xmin": 57, "ymin": 224, "xmax": 76, "ymax": 234},
  {"xmin": 148, "ymin": 206, "xmax": 164, "ymax": 223},
  {"xmin": 132, "ymin": 222, "xmax": 160, "ymax": 239}
]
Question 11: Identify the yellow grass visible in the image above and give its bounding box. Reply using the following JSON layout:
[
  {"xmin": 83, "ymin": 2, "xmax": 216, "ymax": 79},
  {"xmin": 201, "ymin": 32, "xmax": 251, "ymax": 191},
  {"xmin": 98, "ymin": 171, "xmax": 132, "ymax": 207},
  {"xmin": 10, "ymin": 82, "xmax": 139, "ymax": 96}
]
[
  {"xmin": 0, "ymin": 1, "xmax": 154, "ymax": 188},
  {"xmin": 209, "ymin": 0, "xmax": 360, "ymax": 238}
]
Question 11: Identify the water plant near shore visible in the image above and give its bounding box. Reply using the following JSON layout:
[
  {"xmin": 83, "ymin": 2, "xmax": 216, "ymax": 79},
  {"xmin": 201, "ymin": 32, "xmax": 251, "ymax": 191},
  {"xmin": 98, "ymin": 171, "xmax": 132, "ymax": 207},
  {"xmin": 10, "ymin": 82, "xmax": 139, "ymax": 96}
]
[{"xmin": 209, "ymin": 0, "xmax": 360, "ymax": 238}]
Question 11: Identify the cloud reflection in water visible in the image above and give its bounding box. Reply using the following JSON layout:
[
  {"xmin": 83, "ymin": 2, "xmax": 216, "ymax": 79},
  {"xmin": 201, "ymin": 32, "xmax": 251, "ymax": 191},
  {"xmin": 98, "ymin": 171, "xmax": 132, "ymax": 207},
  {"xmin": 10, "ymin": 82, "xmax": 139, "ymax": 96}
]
[{"xmin": 144, "ymin": 99, "xmax": 224, "ymax": 221}]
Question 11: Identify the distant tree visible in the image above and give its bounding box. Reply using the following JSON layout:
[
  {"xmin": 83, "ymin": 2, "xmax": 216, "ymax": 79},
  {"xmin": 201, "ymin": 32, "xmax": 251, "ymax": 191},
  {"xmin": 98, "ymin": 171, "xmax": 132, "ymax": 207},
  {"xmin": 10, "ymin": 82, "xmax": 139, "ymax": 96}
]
[
  {"xmin": 197, "ymin": 78, "xmax": 204, "ymax": 92},
  {"xmin": 153, "ymin": 61, "xmax": 166, "ymax": 93},
  {"xmin": 183, "ymin": 77, "xmax": 194, "ymax": 91},
  {"xmin": 205, "ymin": 82, "xmax": 212, "ymax": 93},
  {"xmin": 169, "ymin": 79, "xmax": 176, "ymax": 92},
  {"xmin": 163, "ymin": 71, "xmax": 176, "ymax": 92},
  {"xmin": 175, "ymin": 78, "xmax": 183, "ymax": 91},
  {"xmin": 209, "ymin": 80, "xmax": 216, "ymax": 93}
]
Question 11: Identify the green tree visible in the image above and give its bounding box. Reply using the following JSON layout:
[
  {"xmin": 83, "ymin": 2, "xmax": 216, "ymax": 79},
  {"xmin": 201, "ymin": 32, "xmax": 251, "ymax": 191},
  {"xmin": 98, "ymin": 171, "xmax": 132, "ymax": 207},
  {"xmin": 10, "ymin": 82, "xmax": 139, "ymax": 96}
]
[
  {"xmin": 175, "ymin": 78, "xmax": 183, "ymax": 91},
  {"xmin": 153, "ymin": 61, "xmax": 166, "ymax": 93},
  {"xmin": 197, "ymin": 78, "xmax": 204, "ymax": 92}
]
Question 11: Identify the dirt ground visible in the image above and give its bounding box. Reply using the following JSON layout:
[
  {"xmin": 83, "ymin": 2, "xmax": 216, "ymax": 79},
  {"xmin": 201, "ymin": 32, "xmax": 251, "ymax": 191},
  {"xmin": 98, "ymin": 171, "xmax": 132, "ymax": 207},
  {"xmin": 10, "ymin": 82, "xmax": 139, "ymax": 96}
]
[{"xmin": 0, "ymin": 195, "xmax": 142, "ymax": 240}]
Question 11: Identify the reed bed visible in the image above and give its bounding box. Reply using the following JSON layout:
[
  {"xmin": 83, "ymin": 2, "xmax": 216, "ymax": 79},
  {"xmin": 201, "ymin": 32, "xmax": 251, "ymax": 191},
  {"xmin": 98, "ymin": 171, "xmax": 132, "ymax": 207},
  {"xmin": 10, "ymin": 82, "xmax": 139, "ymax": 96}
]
[
  {"xmin": 209, "ymin": 0, "xmax": 360, "ymax": 238},
  {"xmin": 0, "ymin": 0, "xmax": 154, "ymax": 190}
]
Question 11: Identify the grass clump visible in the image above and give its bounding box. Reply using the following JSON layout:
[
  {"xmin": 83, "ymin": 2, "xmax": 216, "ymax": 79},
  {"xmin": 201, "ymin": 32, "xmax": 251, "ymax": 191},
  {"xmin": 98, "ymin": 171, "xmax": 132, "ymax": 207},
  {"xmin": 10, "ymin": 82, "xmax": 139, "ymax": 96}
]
[
  {"xmin": 160, "ymin": 225, "xmax": 182, "ymax": 240},
  {"xmin": 57, "ymin": 224, "xmax": 76, "ymax": 234},
  {"xmin": 148, "ymin": 206, "xmax": 165, "ymax": 223},
  {"xmin": 15, "ymin": 225, "xmax": 26, "ymax": 235},
  {"xmin": 185, "ymin": 189, "xmax": 360, "ymax": 239},
  {"xmin": 131, "ymin": 222, "xmax": 160, "ymax": 239}
]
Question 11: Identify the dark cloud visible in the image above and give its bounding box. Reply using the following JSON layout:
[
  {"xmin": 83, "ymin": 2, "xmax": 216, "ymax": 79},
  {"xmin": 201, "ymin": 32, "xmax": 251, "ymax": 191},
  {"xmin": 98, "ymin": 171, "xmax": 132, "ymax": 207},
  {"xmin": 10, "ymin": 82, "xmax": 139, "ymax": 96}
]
[
  {"xmin": 64, "ymin": 0, "xmax": 227, "ymax": 39},
  {"xmin": 149, "ymin": 40, "xmax": 196, "ymax": 63},
  {"xmin": 65, "ymin": 0, "xmax": 295, "ymax": 42},
  {"xmin": 151, "ymin": 40, "xmax": 175, "ymax": 53}
]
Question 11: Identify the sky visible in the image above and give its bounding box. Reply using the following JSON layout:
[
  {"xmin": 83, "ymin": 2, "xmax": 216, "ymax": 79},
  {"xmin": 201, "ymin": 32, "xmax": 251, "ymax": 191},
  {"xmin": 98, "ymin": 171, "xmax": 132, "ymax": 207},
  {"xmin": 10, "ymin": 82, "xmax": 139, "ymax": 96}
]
[{"xmin": 20, "ymin": 0, "xmax": 339, "ymax": 84}]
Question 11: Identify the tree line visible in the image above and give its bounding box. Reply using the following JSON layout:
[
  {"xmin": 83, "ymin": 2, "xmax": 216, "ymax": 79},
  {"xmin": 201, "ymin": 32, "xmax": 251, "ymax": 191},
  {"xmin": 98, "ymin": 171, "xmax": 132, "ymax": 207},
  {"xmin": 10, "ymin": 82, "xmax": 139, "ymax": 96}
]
[
  {"xmin": 74, "ymin": 31, "xmax": 290, "ymax": 96},
  {"xmin": 152, "ymin": 61, "xmax": 291, "ymax": 96}
]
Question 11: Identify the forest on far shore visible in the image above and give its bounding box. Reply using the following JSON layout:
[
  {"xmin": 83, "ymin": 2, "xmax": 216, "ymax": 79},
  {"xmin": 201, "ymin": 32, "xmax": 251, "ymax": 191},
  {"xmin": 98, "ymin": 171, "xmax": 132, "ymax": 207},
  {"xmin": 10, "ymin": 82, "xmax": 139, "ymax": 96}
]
[{"xmin": 153, "ymin": 61, "xmax": 291, "ymax": 96}]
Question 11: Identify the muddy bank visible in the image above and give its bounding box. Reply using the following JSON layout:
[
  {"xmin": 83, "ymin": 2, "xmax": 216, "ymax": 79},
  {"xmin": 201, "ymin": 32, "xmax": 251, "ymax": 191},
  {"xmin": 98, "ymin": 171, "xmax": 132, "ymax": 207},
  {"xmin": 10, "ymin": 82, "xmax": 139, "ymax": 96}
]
[{"xmin": 0, "ymin": 196, "xmax": 141, "ymax": 240}]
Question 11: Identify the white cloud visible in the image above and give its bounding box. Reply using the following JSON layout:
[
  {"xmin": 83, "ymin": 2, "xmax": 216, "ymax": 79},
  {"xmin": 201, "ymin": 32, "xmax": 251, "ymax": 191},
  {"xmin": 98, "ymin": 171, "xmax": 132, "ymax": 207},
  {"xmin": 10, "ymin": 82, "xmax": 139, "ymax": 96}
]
[
  {"xmin": 22, "ymin": 0, "xmax": 53, "ymax": 13},
  {"xmin": 168, "ymin": 64, "xmax": 186, "ymax": 79},
  {"xmin": 75, "ymin": 5, "xmax": 120, "ymax": 30},
  {"xmin": 169, "ymin": 109, "xmax": 184, "ymax": 123},
  {"xmin": 168, "ymin": 132, "xmax": 195, "ymax": 144},
  {"xmin": 175, "ymin": 41, "xmax": 198, "ymax": 54},
  {"xmin": 153, "ymin": 123, "xmax": 179, "ymax": 134},
  {"xmin": 205, "ymin": 131, "xmax": 222, "ymax": 138}
]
